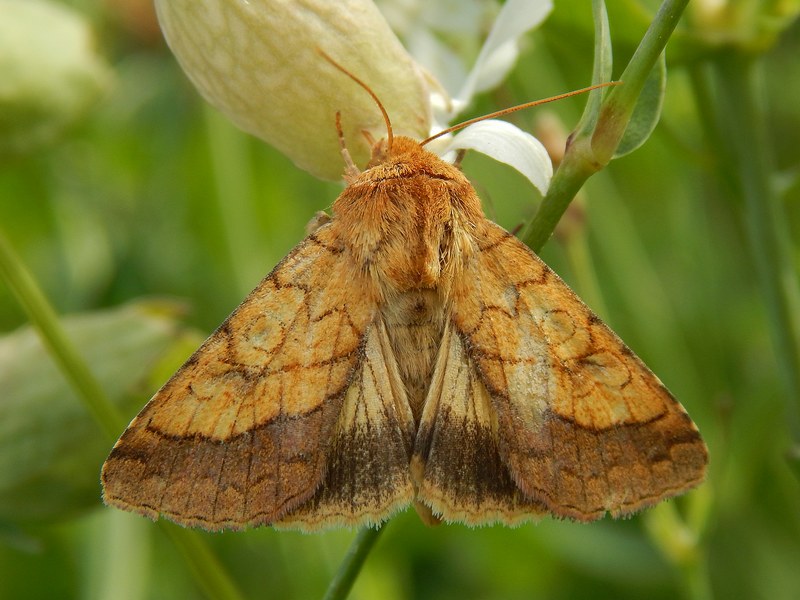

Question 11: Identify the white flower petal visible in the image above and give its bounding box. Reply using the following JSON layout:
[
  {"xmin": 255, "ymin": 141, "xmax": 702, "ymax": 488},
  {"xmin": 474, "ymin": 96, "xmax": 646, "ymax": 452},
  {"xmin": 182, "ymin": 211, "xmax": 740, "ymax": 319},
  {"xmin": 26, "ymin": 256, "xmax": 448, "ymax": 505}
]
[
  {"xmin": 405, "ymin": 26, "xmax": 467, "ymax": 100},
  {"xmin": 441, "ymin": 120, "xmax": 553, "ymax": 195},
  {"xmin": 418, "ymin": 0, "xmax": 484, "ymax": 34},
  {"xmin": 470, "ymin": 39, "xmax": 520, "ymax": 94},
  {"xmin": 154, "ymin": 0, "xmax": 431, "ymax": 180},
  {"xmin": 455, "ymin": 0, "xmax": 552, "ymax": 110}
]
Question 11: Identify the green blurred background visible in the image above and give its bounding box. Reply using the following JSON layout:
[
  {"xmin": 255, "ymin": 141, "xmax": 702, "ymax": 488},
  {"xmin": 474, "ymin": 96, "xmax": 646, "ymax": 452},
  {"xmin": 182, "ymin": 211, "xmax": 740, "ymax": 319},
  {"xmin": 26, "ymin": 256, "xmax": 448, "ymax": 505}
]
[{"xmin": 1, "ymin": 0, "xmax": 799, "ymax": 599}]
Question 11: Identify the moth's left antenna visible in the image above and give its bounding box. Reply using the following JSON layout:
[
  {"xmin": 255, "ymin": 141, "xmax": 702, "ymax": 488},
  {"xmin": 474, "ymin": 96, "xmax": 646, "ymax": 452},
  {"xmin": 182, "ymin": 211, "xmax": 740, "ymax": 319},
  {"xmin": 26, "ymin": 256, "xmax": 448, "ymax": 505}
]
[{"xmin": 317, "ymin": 49, "xmax": 394, "ymax": 153}]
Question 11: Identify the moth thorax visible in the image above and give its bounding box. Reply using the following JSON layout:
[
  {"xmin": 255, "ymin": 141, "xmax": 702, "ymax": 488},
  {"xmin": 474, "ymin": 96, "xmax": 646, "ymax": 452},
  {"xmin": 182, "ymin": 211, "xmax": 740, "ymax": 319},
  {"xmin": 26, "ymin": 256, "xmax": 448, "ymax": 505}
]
[
  {"xmin": 418, "ymin": 236, "xmax": 442, "ymax": 287},
  {"xmin": 377, "ymin": 217, "xmax": 460, "ymax": 295}
]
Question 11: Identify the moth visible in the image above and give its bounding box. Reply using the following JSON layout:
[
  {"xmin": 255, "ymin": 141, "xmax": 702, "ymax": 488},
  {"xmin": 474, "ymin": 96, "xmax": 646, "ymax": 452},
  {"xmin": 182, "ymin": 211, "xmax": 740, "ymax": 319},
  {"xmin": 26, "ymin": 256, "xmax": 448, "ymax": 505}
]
[{"xmin": 102, "ymin": 71, "xmax": 707, "ymax": 531}]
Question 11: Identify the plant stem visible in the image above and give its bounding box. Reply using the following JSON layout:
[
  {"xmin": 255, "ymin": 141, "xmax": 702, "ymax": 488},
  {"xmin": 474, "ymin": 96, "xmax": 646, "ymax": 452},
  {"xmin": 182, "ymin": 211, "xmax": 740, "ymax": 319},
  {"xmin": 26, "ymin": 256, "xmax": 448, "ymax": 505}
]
[
  {"xmin": 521, "ymin": 139, "xmax": 596, "ymax": 252},
  {"xmin": 681, "ymin": 553, "xmax": 713, "ymax": 600},
  {"xmin": 710, "ymin": 55, "xmax": 800, "ymax": 436},
  {"xmin": 161, "ymin": 523, "xmax": 244, "ymax": 600},
  {"xmin": 0, "ymin": 230, "xmax": 245, "ymax": 600},
  {"xmin": 521, "ymin": 0, "xmax": 690, "ymax": 251},
  {"xmin": 322, "ymin": 526, "xmax": 385, "ymax": 600},
  {"xmin": 643, "ymin": 503, "xmax": 712, "ymax": 600},
  {"xmin": 205, "ymin": 106, "xmax": 262, "ymax": 298},
  {"xmin": 591, "ymin": 0, "xmax": 689, "ymax": 163},
  {"xmin": 0, "ymin": 230, "xmax": 124, "ymax": 438}
]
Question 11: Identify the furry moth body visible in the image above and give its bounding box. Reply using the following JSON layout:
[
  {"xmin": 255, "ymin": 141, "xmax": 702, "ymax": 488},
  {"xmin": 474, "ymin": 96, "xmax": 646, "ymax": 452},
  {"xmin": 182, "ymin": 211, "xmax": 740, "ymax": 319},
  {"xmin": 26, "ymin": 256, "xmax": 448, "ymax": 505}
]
[{"xmin": 101, "ymin": 136, "xmax": 707, "ymax": 531}]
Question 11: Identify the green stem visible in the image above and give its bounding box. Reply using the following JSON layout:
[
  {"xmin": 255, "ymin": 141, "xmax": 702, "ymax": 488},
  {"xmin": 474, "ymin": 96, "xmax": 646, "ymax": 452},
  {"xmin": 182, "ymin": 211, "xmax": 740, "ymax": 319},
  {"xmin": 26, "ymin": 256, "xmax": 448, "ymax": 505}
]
[
  {"xmin": 643, "ymin": 503, "xmax": 712, "ymax": 600},
  {"xmin": 563, "ymin": 220, "xmax": 610, "ymax": 318},
  {"xmin": 521, "ymin": 139, "xmax": 596, "ymax": 252},
  {"xmin": 205, "ymin": 106, "xmax": 262, "ymax": 297},
  {"xmin": 322, "ymin": 526, "xmax": 385, "ymax": 600},
  {"xmin": 592, "ymin": 0, "xmax": 689, "ymax": 163},
  {"xmin": 0, "ymin": 230, "xmax": 124, "ymax": 438},
  {"xmin": 681, "ymin": 554, "xmax": 713, "ymax": 600},
  {"xmin": 161, "ymin": 523, "xmax": 244, "ymax": 600},
  {"xmin": 0, "ymin": 230, "xmax": 245, "ymax": 600},
  {"xmin": 710, "ymin": 55, "xmax": 800, "ymax": 436},
  {"xmin": 521, "ymin": 0, "xmax": 690, "ymax": 251}
]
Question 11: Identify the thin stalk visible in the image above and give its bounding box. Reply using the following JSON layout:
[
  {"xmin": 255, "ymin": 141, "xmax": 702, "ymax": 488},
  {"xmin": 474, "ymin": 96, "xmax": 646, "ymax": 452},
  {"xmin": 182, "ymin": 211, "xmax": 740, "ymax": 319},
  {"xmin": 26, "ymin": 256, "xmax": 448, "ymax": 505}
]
[
  {"xmin": 521, "ymin": 0, "xmax": 690, "ymax": 251},
  {"xmin": 93, "ymin": 511, "xmax": 149, "ymax": 600},
  {"xmin": 522, "ymin": 139, "xmax": 596, "ymax": 252},
  {"xmin": 205, "ymin": 106, "xmax": 263, "ymax": 297},
  {"xmin": 0, "ymin": 230, "xmax": 124, "ymax": 438},
  {"xmin": 322, "ymin": 526, "xmax": 385, "ymax": 600},
  {"xmin": 161, "ymin": 523, "xmax": 244, "ymax": 600},
  {"xmin": 710, "ymin": 55, "xmax": 800, "ymax": 435},
  {"xmin": 0, "ymin": 230, "xmax": 245, "ymax": 600},
  {"xmin": 643, "ymin": 503, "xmax": 712, "ymax": 600},
  {"xmin": 681, "ymin": 555, "xmax": 713, "ymax": 600},
  {"xmin": 563, "ymin": 222, "xmax": 610, "ymax": 318},
  {"xmin": 592, "ymin": 0, "xmax": 690, "ymax": 163}
]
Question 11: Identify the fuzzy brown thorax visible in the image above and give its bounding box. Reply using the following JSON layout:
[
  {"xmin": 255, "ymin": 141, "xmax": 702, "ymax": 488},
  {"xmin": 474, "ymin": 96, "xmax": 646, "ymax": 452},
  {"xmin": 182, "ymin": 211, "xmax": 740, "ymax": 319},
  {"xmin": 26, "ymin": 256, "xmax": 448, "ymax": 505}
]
[{"xmin": 332, "ymin": 137, "xmax": 482, "ymax": 296}]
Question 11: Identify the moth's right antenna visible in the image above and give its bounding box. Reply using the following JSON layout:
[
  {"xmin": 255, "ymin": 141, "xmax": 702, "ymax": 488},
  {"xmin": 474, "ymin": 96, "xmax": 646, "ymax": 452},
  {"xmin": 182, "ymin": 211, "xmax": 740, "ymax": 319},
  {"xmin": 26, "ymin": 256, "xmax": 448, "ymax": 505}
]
[
  {"xmin": 317, "ymin": 49, "xmax": 394, "ymax": 154},
  {"xmin": 421, "ymin": 82, "xmax": 620, "ymax": 146}
]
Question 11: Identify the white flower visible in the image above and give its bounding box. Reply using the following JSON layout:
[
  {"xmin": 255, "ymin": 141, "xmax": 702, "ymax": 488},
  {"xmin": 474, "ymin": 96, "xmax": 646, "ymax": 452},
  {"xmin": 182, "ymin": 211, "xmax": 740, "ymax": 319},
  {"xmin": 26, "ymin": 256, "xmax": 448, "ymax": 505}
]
[
  {"xmin": 154, "ymin": 0, "xmax": 553, "ymax": 192},
  {"xmin": 154, "ymin": 0, "xmax": 431, "ymax": 180},
  {"xmin": 400, "ymin": 0, "xmax": 554, "ymax": 194},
  {"xmin": 438, "ymin": 120, "xmax": 552, "ymax": 195}
]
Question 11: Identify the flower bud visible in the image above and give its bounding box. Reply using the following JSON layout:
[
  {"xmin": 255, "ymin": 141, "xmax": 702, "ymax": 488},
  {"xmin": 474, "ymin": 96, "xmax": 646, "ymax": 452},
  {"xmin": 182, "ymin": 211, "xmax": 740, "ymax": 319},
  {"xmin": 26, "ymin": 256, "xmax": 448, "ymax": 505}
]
[
  {"xmin": 0, "ymin": 0, "xmax": 112, "ymax": 157},
  {"xmin": 155, "ymin": 0, "xmax": 432, "ymax": 180}
]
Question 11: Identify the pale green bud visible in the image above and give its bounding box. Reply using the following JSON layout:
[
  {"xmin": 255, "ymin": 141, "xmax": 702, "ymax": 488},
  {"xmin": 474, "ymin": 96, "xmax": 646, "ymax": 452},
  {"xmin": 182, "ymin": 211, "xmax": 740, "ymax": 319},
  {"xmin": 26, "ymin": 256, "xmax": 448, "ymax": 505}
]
[
  {"xmin": 0, "ymin": 0, "xmax": 112, "ymax": 156},
  {"xmin": 154, "ymin": 0, "xmax": 432, "ymax": 180}
]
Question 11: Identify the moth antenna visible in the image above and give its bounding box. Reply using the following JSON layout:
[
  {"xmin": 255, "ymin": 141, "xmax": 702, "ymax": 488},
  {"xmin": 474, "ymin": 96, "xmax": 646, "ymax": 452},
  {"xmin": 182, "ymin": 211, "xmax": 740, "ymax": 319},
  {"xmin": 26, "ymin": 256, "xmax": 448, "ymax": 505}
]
[
  {"xmin": 335, "ymin": 112, "xmax": 360, "ymax": 182},
  {"xmin": 361, "ymin": 130, "xmax": 377, "ymax": 147},
  {"xmin": 318, "ymin": 49, "xmax": 394, "ymax": 154},
  {"xmin": 420, "ymin": 82, "xmax": 621, "ymax": 146}
]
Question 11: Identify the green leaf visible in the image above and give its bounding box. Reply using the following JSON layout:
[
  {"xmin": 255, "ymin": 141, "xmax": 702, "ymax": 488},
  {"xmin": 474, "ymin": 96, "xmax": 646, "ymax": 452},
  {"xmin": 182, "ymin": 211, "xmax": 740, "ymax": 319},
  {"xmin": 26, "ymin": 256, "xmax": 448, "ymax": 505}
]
[
  {"xmin": 574, "ymin": 0, "xmax": 614, "ymax": 139},
  {"xmin": 0, "ymin": 300, "xmax": 200, "ymax": 524},
  {"xmin": 614, "ymin": 52, "xmax": 666, "ymax": 158}
]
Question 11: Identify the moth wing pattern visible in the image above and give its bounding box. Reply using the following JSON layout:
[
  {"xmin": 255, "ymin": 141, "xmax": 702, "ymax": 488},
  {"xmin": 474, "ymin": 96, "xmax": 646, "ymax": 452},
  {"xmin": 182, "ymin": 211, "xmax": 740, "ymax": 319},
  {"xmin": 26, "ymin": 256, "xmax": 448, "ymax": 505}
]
[
  {"xmin": 412, "ymin": 322, "xmax": 548, "ymax": 525},
  {"xmin": 414, "ymin": 221, "xmax": 708, "ymax": 523},
  {"xmin": 102, "ymin": 224, "xmax": 415, "ymax": 531},
  {"xmin": 275, "ymin": 318, "xmax": 416, "ymax": 530}
]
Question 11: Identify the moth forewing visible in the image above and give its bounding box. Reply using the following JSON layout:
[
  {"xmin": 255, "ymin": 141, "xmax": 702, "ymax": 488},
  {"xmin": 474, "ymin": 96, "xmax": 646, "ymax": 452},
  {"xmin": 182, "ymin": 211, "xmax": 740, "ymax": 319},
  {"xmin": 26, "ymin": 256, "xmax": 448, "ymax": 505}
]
[
  {"xmin": 272, "ymin": 319, "xmax": 416, "ymax": 531},
  {"xmin": 442, "ymin": 220, "xmax": 707, "ymax": 522},
  {"xmin": 102, "ymin": 224, "xmax": 385, "ymax": 530}
]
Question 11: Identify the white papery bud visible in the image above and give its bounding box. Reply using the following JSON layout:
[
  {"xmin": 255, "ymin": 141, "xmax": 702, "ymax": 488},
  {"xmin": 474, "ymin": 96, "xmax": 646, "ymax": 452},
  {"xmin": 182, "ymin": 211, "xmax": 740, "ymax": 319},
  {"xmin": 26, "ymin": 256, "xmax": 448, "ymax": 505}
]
[{"xmin": 155, "ymin": 0, "xmax": 432, "ymax": 180}]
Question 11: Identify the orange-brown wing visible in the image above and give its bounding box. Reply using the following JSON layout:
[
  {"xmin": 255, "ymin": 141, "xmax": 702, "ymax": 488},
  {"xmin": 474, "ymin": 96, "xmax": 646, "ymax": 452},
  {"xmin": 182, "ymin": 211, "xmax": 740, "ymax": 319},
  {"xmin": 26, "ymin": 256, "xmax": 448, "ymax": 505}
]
[
  {"xmin": 414, "ymin": 221, "xmax": 707, "ymax": 523},
  {"xmin": 276, "ymin": 318, "xmax": 416, "ymax": 530},
  {"xmin": 411, "ymin": 322, "xmax": 548, "ymax": 525},
  {"xmin": 101, "ymin": 225, "xmax": 415, "ymax": 531}
]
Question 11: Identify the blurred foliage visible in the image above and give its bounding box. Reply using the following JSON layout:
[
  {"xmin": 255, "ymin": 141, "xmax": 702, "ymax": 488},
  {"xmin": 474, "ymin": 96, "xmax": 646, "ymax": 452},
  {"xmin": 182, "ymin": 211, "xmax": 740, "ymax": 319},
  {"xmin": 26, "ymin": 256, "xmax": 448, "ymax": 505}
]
[
  {"xmin": 0, "ymin": 299, "xmax": 199, "ymax": 523},
  {"xmin": 1, "ymin": 1, "xmax": 799, "ymax": 599},
  {"xmin": 0, "ymin": 0, "xmax": 113, "ymax": 158}
]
